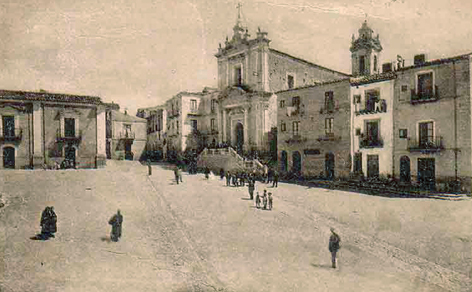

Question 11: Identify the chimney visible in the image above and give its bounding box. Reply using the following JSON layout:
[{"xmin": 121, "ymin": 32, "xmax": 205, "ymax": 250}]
[
  {"xmin": 382, "ymin": 63, "xmax": 393, "ymax": 73},
  {"xmin": 414, "ymin": 54, "xmax": 426, "ymax": 66}
]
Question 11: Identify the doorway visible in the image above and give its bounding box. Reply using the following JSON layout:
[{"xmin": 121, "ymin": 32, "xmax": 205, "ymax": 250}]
[
  {"xmin": 325, "ymin": 152, "xmax": 335, "ymax": 180},
  {"xmin": 235, "ymin": 122, "xmax": 244, "ymax": 153},
  {"xmin": 3, "ymin": 147, "xmax": 15, "ymax": 169},
  {"xmin": 418, "ymin": 158, "xmax": 435, "ymax": 190},
  {"xmin": 292, "ymin": 151, "xmax": 301, "ymax": 175}
]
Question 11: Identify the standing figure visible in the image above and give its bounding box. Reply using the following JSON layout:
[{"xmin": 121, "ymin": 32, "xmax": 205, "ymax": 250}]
[
  {"xmin": 268, "ymin": 192, "xmax": 273, "ymax": 210},
  {"xmin": 262, "ymin": 192, "xmax": 268, "ymax": 210},
  {"xmin": 204, "ymin": 167, "xmax": 210, "ymax": 179},
  {"xmin": 272, "ymin": 170, "xmax": 279, "ymax": 188},
  {"xmin": 248, "ymin": 177, "xmax": 255, "ymax": 200},
  {"xmin": 109, "ymin": 210, "xmax": 123, "ymax": 242},
  {"xmin": 255, "ymin": 192, "xmax": 261, "ymax": 208},
  {"xmin": 174, "ymin": 166, "xmax": 179, "ymax": 184},
  {"xmin": 147, "ymin": 160, "xmax": 152, "ymax": 176},
  {"xmin": 226, "ymin": 171, "xmax": 231, "ymax": 186},
  {"xmin": 220, "ymin": 168, "xmax": 225, "ymax": 180},
  {"xmin": 329, "ymin": 228, "xmax": 341, "ymax": 268},
  {"xmin": 40, "ymin": 206, "xmax": 57, "ymax": 239},
  {"xmin": 178, "ymin": 167, "xmax": 183, "ymax": 183}
]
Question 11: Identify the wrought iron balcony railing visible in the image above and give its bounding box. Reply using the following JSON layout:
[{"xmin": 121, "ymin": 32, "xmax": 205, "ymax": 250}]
[
  {"xmin": 56, "ymin": 129, "xmax": 82, "ymax": 143},
  {"xmin": 359, "ymin": 136, "xmax": 383, "ymax": 148},
  {"xmin": 410, "ymin": 85, "xmax": 439, "ymax": 104},
  {"xmin": 0, "ymin": 128, "xmax": 22, "ymax": 142},
  {"xmin": 119, "ymin": 131, "xmax": 135, "ymax": 140},
  {"xmin": 407, "ymin": 136, "xmax": 444, "ymax": 153},
  {"xmin": 285, "ymin": 134, "xmax": 306, "ymax": 144},
  {"xmin": 355, "ymin": 99, "xmax": 387, "ymax": 115},
  {"xmin": 317, "ymin": 133, "xmax": 341, "ymax": 142}
]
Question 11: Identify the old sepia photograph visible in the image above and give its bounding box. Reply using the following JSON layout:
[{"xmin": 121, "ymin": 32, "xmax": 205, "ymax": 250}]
[{"xmin": 0, "ymin": 0, "xmax": 471, "ymax": 291}]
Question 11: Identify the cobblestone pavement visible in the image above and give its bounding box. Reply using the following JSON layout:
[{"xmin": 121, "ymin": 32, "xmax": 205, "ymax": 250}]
[{"xmin": 1, "ymin": 161, "xmax": 471, "ymax": 291}]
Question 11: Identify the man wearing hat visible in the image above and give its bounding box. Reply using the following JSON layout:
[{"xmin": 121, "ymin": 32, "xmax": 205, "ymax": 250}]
[{"xmin": 329, "ymin": 228, "xmax": 341, "ymax": 268}]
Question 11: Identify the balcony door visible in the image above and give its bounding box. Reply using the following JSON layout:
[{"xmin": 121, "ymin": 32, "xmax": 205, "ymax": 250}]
[
  {"xmin": 3, "ymin": 116, "xmax": 14, "ymax": 138},
  {"xmin": 366, "ymin": 120, "xmax": 379, "ymax": 142},
  {"xmin": 64, "ymin": 118, "xmax": 75, "ymax": 138},
  {"xmin": 419, "ymin": 122, "xmax": 433, "ymax": 147}
]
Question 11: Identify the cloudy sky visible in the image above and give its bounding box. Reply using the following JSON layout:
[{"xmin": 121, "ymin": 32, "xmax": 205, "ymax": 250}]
[{"xmin": 0, "ymin": 0, "xmax": 471, "ymax": 114}]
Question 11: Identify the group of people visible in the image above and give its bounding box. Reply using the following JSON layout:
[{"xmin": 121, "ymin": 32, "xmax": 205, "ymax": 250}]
[
  {"xmin": 254, "ymin": 189, "xmax": 273, "ymax": 210},
  {"xmin": 36, "ymin": 207, "xmax": 123, "ymax": 243},
  {"xmin": 225, "ymin": 171, "xmax": 253, "ymax": 187}
]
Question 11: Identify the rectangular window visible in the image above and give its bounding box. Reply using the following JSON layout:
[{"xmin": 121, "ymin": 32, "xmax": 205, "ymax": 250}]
[
  {"xmin": 190, "ymin": 99, "xmax": 197, "ymax": 112},
  {"xmin": 365, "ymin": 90, "xmax": 380, "ymax": 112},
  {"xmin": 292, "ymin": 96, "xmax": 300, "ymax": 108},
  {"xmin": 2, "ymin": 116, "xmax": 14, "ymax": 137},
  {"xmin": 176, "ymin": 121, "xmax": 179, "ymax": 134},
  {"xmin": 419, "ymin": 121, "xmax": 434, "ymax": 147},
  {"xmin": 281, "ymin": 122, "xmax": 286, "ymax": 132},
  {"xmin": 292, "ymin": 121, "xmax": 300, "ymax": 136},
  {"xmin": 279, "ymin": 100, "xmax": 285, "ymax": 108},
  {"xmin": 355, "ymin": 128, "xmax": 361, "ymax": 136},
  {"xmin": 211, "ymin": 118, "xmax": 216, "ymax": 132},
  {"xmin": 417, "ymin": 72, "xmax": 433, "ymax": 97},
  {"xmin": 65, "ymin": 118, "xmax": 76, "ymax": 137},
  {"xmin": 401, "ymin": 85, "xmax": 408, "ymax": 92},
  {"xmin": 353, "ymin": 95, "xmax": 361, "ymax": 104},
  {"xmin": 211, "ymin": 99, "xmax": 216, "ymax": 113},
  {"xmin": 234, "ymin": 67, "xmax": 242, "ymax": 86},
  {"xmin": 191, "ymin": 120, "xmax": 198, "ymax": 132},
  {"xmin": 325, "ymin": 118, "xmax": 334, "ymax": 135},
  {"xmin": 359, "ymin": 56, "xmax": 365, "ymax": 75},
  {"xmin": 325, "ymin": 91, "xmax": 334, "ymax": 112},
  {"xmin": 287, "ymin": 75, "xmax": 294, "ymax": 89},
  {"xmin": 399, "ymin": 129, "xmax": 408, "ymax": 139}
]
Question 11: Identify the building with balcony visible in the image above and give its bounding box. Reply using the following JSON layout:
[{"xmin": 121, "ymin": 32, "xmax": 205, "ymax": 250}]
[
  {"xmin": 277, "ymin": 79, "xmax": 351, "ymax": 178},
  {"xmin": 393, "ymin": 53, "xmax": 472, "ymax": 190},
  {"xmin": 163, "ymin": 88, "xmax": 219, "ymax": 161},
  {"xmin": 214, "ymin": 7, "xmax": 349, "ymax": 158},
  {"xmin": 0, "ymin": 90, "xmax": 107, "ymax": 169},
  {"xmin": 108, "ymin": 110, "xmax": 147, "ymax": 161}
]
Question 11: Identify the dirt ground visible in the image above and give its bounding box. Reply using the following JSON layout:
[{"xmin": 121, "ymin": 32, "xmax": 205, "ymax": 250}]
[{"xmin": 0, "ymin": 161, "xmax": 470, "ymax": 291}]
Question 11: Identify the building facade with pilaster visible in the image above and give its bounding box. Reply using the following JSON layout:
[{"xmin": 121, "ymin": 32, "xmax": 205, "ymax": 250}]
[
  {"xmin": 214, "ymin": 11, "xmax": 349, "ymax": 156},
  {"xmin": 0, "ymin": 90, "xmax": 107, "ymax": 169}
]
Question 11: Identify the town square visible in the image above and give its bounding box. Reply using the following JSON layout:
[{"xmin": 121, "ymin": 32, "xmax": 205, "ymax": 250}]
[{"xmin": 0, "ymin": 0, "xmax": 472, "ymax": 291}]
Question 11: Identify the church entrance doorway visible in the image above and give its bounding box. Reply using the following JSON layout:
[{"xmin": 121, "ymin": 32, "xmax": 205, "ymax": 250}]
[{"xmin": 235, "ymin": 122, "xmax": 244, "ymax": 153}]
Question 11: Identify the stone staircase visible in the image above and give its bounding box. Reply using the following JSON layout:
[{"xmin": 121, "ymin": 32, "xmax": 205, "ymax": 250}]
[{"xmin": 197, "ymin": 147, "xmax": 265, "ymax": 173}]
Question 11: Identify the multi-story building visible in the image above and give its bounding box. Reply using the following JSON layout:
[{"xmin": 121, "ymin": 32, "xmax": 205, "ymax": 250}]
[
  {"xmin": 164, "ymin": 88, "xmax": 219, "ymax": 160},
  {"xmin": 107, "ymin": 110, "xmax": 147, "ymax": 161},
  {"xmin": 0, "ymin": 90, "xmax": 107, "ymax": 169},
  {"xmin": 136, "ymin": 105, "xmax": 167, "ymax": 161},
  {"xmin": 214, "ymin": 10, "xmax": 349, "ymax": 155},
  {"xmin": 393, "ymin": 53, "xmax": 472, "ymax": 191},
  {"xmin": 277, "ymin": 79, "xmax": 351, "ymax": 178}
]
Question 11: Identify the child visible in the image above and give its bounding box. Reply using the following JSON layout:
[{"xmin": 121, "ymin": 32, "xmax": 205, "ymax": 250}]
[
  {"xmin": 268, "ymin": 192, "xmax": 273, "ymax": 210},
  {"xmin": 255, "ymin": 192, "xmax": 261, "ymax": 208},
  {"xmin": 262, "ymin": 192, "xmax": 268, "ymax": 210}
]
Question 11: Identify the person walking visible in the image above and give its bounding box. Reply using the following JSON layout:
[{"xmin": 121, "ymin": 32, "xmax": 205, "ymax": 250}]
[
  {"xmin": 109, "ymin": 210, "xmax": 123, "ymax": 242},
  {"xmin": 329, "ymin": 228, "xmax": 341, "ymax": 268},
  {"xmin": 272, "ymin": 170, "xmax": 279, "ymax": 188},
  {"xmin": 268, "ymin": 192, "xmax": 273, "ymax": 210},
  {"xmin": 220, "ymin": 168, "xmax": 225, "ymax": 180},
  {"xmin": 40, "ymin": 206, "xmax": 57, "ymax": 239},
  {"xmin": 248, "ymin": 177, "xmax": 255, "ymax": 200},
  {"xmin": 255, "ymin": 192, "xmax": 261, "ymax": 208},
  {"xmin": 204, "ymin": 167, "xmax": 210, "ymax": 180}
]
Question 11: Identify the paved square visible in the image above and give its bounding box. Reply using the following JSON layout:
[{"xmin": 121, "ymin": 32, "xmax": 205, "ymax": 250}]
[{"xmin": 1, "ymin": 161, "xmax": 470, "ymax": 291}]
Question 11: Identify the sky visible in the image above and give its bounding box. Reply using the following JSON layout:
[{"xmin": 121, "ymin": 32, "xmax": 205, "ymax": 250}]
[{"xmin": 0, "ymin": 0, "xmax": 471, "ymax": 115}]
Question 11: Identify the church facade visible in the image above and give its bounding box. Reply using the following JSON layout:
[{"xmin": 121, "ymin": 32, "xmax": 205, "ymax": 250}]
[{"xmin": 214, "ymin": 12, "xmax": 349, "ymax": 155}]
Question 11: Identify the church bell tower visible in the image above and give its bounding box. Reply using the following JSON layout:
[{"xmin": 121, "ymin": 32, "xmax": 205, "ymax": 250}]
[{"xmin": 350, "ymin": 21, "xmax": 383, "ymax": 77}]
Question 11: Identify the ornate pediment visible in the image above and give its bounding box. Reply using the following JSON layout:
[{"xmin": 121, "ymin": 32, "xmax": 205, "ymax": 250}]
[{"xmin": 0, "ymin": 103, "xmax": 27, "ymax": 112}]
